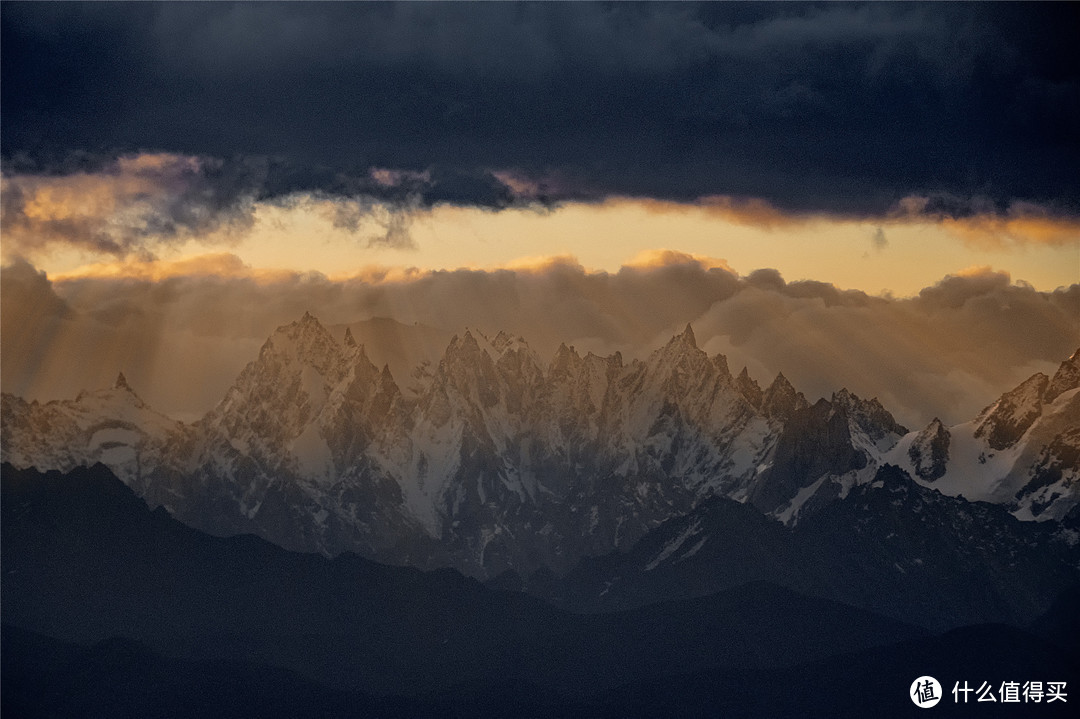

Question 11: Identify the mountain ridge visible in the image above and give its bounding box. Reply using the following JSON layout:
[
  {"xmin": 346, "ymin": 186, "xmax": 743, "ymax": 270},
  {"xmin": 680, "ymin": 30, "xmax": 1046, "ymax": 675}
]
[{"xmin": 2, "ymin": 312, "xmax": 1077, "ymax": 577}]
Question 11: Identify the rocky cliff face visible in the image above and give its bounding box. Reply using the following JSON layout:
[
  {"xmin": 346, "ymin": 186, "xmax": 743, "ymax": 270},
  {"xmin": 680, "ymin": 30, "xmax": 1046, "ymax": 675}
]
[{"xmin": 908, "ymin": 418, "xmax": 950, "ymax": 481}]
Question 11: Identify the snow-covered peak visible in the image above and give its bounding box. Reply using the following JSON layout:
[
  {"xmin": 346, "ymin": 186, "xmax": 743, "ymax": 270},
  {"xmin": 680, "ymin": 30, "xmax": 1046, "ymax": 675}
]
[
  {"xmin": 75, "ymin": 374, "xmax": 147, "ymax": 412},
  {"xmin": 974, "ymin": 372, "xmax": 1050, "ymax": 450}
]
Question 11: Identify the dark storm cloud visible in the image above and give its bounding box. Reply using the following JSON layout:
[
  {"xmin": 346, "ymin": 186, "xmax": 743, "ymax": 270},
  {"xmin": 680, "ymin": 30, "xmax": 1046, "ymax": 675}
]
[{"xmin": 3, "ymin": 2, "xmax": 1078, "ymax": 220}]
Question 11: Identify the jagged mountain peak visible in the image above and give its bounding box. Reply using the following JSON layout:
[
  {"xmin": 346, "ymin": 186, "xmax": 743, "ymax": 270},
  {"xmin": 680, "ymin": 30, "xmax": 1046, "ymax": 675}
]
[
  {"xmin": 447, "ymin": 330, "xmax": 484, "ymax": 359},
  {"xmin": 72, "ymin": 372, "xmax": 147, "ymax": 409},
  {"xmin": 736, "ymin": 367, "xmax": 764, "ymax": 408},
  {"xmin": 659, "ymin": 323, "xmax": 697, "ymax": 352},
  {"xmin": 269, "ymin": 312, "xmax": 336, "ymax": 350},
  {"xmin": 650, "ymin": 325, "xmax": 707, "ymax": 373},
  {"xmin": 908, "ymin": 417, "xmax": 951, "ymax": 481},
  {"xmin": 7, "ymin": 318, "xmax": 1077, "ymax": 582},
  {"xmin": 549, "ymin": 343, "xmax": 585, "ymax": 380},
  {"xmin": 766, "ymin": 371, "xmax": 799, "ymax": 397},
  {"xmin": 434, "ymin": 329, "xmax": 502, "ymax": 408},
  {"xmin": 831, "ymin": 388, "xmax": 908, "ymax": 438},
  {"xmin": 491, "ymin": 330, "xmax": 526, "ymax": 353},
  {"xmin": 680, "ymin": 323, "xmax": 697, "ymax": 349},
  {"xmin": 552, "ymin": 341, "xmax": 577, "ymax": 362},
  {"xmin": 974, "ymin": 372, "xmax": 1050, "ymax": 450},
  {"xmin": 1046, "ymin": 348, "xmax": 1080, "ymax": 403},
  {"xmin": 252, "ymin": 313, "xmax": 353, "ymax": 388},
  {"xmin": 710, "ymin": 352, "xmax": 732, "ymax": 382},
  {"xmin": 378, "ymin": 364, "xmax": 399, "ymax": 393},
  {"xmin": 762, "ymin": 372, "xmax": 807, "ymax": 421}
]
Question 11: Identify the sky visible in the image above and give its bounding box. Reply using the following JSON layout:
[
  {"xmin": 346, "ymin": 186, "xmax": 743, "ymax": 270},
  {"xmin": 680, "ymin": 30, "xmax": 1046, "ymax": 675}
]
[{"xmin": 2, "ymin": 2, "xmax": 1078, "ymax": 428}]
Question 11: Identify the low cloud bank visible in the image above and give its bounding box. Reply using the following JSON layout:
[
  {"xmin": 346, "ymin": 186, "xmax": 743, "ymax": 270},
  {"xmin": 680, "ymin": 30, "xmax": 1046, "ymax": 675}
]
[{"xmin": 3, "ymin": 254, "xmax": 1075, "ymax": 429}]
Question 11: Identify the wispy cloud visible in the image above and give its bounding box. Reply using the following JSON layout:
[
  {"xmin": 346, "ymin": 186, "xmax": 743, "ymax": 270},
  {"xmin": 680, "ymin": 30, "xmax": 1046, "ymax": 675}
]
[{"xmin": 871, "ymin": 227, "xmax": 888, "ymax": 252}]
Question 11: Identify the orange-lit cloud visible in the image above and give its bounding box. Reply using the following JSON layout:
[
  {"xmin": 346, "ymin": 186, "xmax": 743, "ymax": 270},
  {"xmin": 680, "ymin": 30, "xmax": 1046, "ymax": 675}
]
[
  {"xmin": 52, "ymin": 252, "xmax": 299, "ymax": 284},
  {"xmin": 624, "ymin": 249, "xmax": 736, "ymax": 274},
  {"xmin": 891, "ymin": 195, "xmax": 1080, "ymax": 249},
  {"xmin": 617, "ymin": 196, "xmax": 811, "ymax": 230},
  {"xmin": 499, "ymin": 254, "xmax": 586, "ymax": 273},
  {"xmin": 941, "ymin": 213, "xmax": 1080, "ymax": 249},
  {"xmin": 1, "ymin": 153, "xmax": 255, "ymax": 260},
  {"xmin": 625, "ymin": 193, "xmax": 1080, "ymax": 249}
]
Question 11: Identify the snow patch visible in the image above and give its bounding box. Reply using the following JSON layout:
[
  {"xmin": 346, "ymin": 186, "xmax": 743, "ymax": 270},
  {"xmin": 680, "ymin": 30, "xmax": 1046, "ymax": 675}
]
[
  {"xmin": 645, "ymin": 518, "xmax": 702, "ymax": 571},
  {"xmin": 290, "ymin": 423, "xmax": 334, "ymax": 482},
  {"xmin": 775, "ymin": 474, "xmax": 827, "ymax": 526}
]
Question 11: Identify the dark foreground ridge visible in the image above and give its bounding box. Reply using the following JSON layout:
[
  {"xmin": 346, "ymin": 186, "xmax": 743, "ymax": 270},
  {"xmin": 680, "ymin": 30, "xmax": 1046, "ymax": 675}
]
[{"xmin": 3, "ymin": 462, "xmax": 1079, "ymax": 718}]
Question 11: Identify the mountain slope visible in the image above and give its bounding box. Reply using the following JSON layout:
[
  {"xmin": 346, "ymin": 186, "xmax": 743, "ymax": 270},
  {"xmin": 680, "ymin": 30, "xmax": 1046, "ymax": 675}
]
[
  {"xmin": 1, "ymin": 462, "xmax": 923, "ymax": 700},
  {"xmin": 546, "ymin": 464, "xmax": 1080, "ymax": 631}
]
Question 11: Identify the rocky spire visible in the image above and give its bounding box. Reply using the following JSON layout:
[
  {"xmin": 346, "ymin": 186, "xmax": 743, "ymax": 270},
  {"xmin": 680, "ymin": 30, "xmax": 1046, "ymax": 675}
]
[
  {"xmin": 762, "ymin": 372, "xmax": 807, "ymax": 421},
  {"xmin": 736, "ymin": 367, "xmax": 763, "ymax": 408},
  {"xmin": 909, "ymin": 417, "xmax": 951, "ymax": 481},
  {"xmin": 113, "ymin": 372, "xmax": 132, "ymax": 392},
  {"xmin": 679, "ymin": 323, "xmax": 697, "ymax": 349}
]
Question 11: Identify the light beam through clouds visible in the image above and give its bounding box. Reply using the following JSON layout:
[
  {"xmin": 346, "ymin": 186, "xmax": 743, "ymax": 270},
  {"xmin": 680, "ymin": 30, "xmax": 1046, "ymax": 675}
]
[{"xmin": 3, "ymin": 254, "xmax": 1075, "ymax": 431}]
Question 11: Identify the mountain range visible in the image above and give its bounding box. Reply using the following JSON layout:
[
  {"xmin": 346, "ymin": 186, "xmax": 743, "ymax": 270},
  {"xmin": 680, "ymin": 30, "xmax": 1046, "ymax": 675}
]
[
  {"xmin": 3, "ymin": 313, "xmax": 1078, "ymax": 583},
  {"xmin": 4, "ymin": 314, "xmax": 1080, "ymax": 716}
]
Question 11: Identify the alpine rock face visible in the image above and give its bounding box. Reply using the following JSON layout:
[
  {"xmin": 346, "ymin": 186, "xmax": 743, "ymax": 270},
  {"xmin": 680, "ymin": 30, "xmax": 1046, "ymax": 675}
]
[
  {"xmin": 886, "ymin": 349, "xmax": 1080, "ymax": 522},
  {"xmin": 3, "ymin": 312, "xmax": 1078, "ymax": 578}
]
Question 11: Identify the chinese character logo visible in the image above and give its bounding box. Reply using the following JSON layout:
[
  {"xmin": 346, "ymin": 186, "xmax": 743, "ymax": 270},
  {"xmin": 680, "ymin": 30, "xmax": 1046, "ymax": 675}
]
[{"xmin": 911, "ymin": 676, "xmax": 943, "ymax": 708}]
